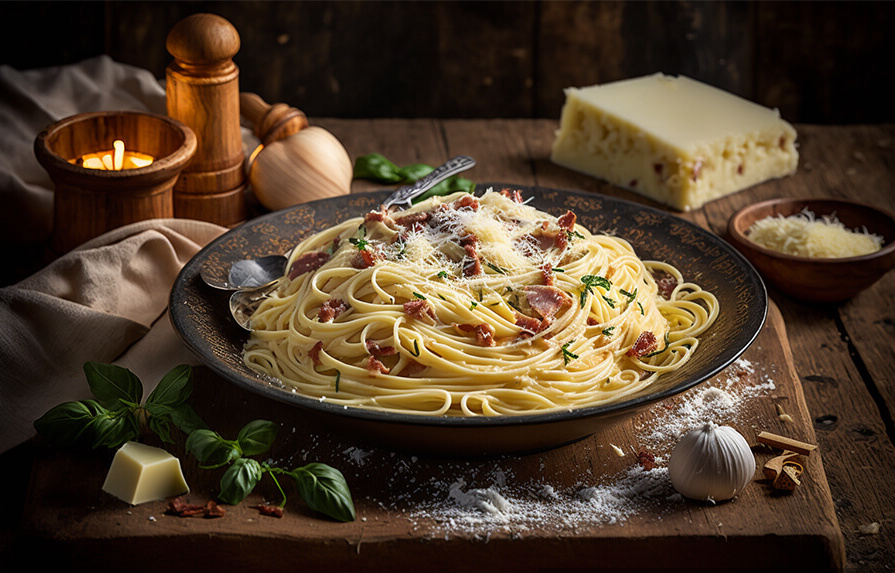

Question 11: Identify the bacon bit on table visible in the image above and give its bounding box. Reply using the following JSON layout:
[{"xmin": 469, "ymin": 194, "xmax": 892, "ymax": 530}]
[
  {"xmin": 366, "ymin": 355, "xmax": 390, "ymax": 374},
  {"xmin": 626, "ymin": 331, "xmax": 658, "ymax": 358},
  {"xmin": 288, "ymin": 252, "xmax": 330, "ymax": 279},
  {"xmin": 365, "ymin": 340, "xmax": 397, "ymax": 356},
  {"xmin": 523, "ymin": 285, "xmax": 572, "ymax": 319},
  {"xmin": 253, "ymin": 504, "xmax": 284, "ymax": 518},
  {"xmin": 637, "ymin": 449, "xmax": 657, "ymax": 471},
  {"xmin": 318, "ymin": 298, "xmax": 348, "ymax": 323},
  {"xmin": 458, "ymin": 323, "xmax": 496, "ymax": 347},
  {"xmin": 309, "ymin": 341, "xmax": 324, "ymax": 366},
  {"xmin": 403, "ymin": 299, "xmax": 436, "ymax": 322},
  {"xmin": 166, "ymin": 497, "xmax": 225, "ymax": 518}
]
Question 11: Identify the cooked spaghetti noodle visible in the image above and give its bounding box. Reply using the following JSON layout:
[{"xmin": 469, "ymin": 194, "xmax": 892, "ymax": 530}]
[{"xmin": 243, "ymin": 189, "xmax": 718, "ymax": 416}]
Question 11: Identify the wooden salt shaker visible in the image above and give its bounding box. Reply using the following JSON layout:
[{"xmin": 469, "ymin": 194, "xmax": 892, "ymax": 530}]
[{"xmin": 166, "ymin": 13, "xmax": 247, "ymax": 226}]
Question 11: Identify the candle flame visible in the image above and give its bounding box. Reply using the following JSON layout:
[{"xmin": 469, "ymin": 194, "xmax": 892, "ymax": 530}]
[
  {"xmin": 76, "ymin": 140, "xmax": 155, "ymax": 170},
  {"xmin": 113, "ymin": 140, "xmax": 125, "ymax": 171}
]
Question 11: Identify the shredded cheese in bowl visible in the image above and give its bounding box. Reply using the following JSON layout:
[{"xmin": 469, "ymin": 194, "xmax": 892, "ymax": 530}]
[{"xmin": 747, "ymin": 209, "xmax": 884, "ymax": 258}]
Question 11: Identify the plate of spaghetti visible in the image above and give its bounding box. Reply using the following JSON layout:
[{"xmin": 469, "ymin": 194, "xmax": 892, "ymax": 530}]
[{"xmin": 170, "ymin": 185, "xmax": 766, "ymax": 455}]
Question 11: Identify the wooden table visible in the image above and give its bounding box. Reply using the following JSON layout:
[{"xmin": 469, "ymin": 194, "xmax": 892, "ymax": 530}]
[{"xmin": 4, "ymin": 120, "xmax": 894, "ymax": 571}]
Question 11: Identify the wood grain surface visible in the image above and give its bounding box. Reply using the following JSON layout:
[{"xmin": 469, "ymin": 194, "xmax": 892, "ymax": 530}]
[
  {"xmin": 16, "ymin": 301, "xmax": 843, "ymax": 571},
  {"xmin": 2, "ymin": 2, "xmax": 892, "ymax": 123},
  {"xmin": 12, "ymin": 120, "xmax": 895, "ymax": 571}
]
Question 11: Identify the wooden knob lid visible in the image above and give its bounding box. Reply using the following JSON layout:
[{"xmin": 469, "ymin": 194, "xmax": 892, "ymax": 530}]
[
  {"xmin": 240, "ymin": 92, "xmax": 309, "ymax": 145},
  {"xmin": 166, "ymin": 13, "xmax": 240, "ymax": 64}
]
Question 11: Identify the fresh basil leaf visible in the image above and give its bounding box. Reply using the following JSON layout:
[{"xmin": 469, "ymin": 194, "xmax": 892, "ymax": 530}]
[
  {"xmin": 33, "ymin": 400, "xmax": 99, "ymax": 448},
  {"xmin": 84, "ymin": 362, "xmax": 142, "ymax": 410},
  {"xmin": 218, "ymin": 458, "xmax": 263, "ymax": 505},
  {"xmin": 146, "ymin": 365, "xmax": 192, "ymax": 408},
  {"xmin": 169, "ymin": 403, "xmax": 208, "ymax": 435},
  {"xmin": 415, "ymin": 176, "xmax": 474, "ymax": 202},
  {"xmin": 293, "ymin": 463, "xmax": 356, "ymax": 522},
  {"xmin": 353, "ymin": 153, "xmax": 402, "ymax": 183},
  {"xmin": 145, "ymin": 404, "xmax": 175, "ymax": 444},
  {"xmin": 186, "ymin": 429, "xmax": 241, "ymax": 467},
  {"xmin": 397, "ymin": 163, "xmax": 432, "ymax": 183},
  {"xmin": 236, "ymin": 420, "xmax": 278, "ymax": 456},
  {"xmin": 89, "ymin": 408, "xmax": 139, "ymax": 449}
]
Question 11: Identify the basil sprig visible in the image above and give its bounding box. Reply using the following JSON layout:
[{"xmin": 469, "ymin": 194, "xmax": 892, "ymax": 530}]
[
  {"xmin": 353, "ymin": 152, "xmax": 475, "ymax": 201},
  {"xmin": 33, "ymin": 363, "xmax": 205, "ymax": 449},
  {"xmin": 187, "ymin": 421, "xmax": 356, "ymax": 522}
]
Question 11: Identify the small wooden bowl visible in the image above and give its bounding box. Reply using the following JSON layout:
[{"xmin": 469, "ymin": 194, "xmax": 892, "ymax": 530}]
[
  {"xmin": 727, "ymin": 198, "xmax": 895, "ymax": 303},
  {"xmin": 34, "ymin": 111, "xmax": 197, "ymax": 254}
]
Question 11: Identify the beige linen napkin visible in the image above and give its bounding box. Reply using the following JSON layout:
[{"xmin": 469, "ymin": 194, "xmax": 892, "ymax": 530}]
[{"xmin": 0, "ymin": 219, "xmax": 226, "ymax": 453}]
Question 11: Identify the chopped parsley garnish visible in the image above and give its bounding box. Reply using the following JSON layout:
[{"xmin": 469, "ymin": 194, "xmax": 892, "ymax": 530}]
[
  {"xmin": 620, "ymin": 288, "xmax": 637, "ymax": 303},
  {"xmin": 348, "ymin": 237, "xmax": 368, "ymax": 251},
  {"xmin": 602, "ymin": 326, "xmax": 615, "ymax": 337},
  {"xmin": 334, "ymin": 370, "xmax": 341, "ymax": 393},
  {"xmin": 602, "ymin": 295, "xmax": 616, "ymax": 309},
  {"xmin": 410, "ymin": 340, "xmax": 420, "ymax": 357},
  {"xmin": 561, "ymin": 340, "xmax": 579, "ymax": 366},
  {"xmin": 437, "ymin": 270, "xmax": 450, "ymax": 279},
  {"xmin": 637, "ymin": 301, "xmax": 645, "ymax": 315},
  {"xmin": 438, "ymin": 294, "xmax": 447, "ymax": 301},
  {"xmin": 485, "ymin": 262, "xmax": 507, "ymax": 275},
  {"xmin": 643, "ymin": 332, "xmax": 671, "ymax": 358},
  {"xmin": 413, "ymin": 292, "xmax": 427, "ymax": 300},
  {"xmin": 470, "ymin": 301, "xmax": 478, "ymax": 310},
  {"xmin": 552, "ymin": 268, "xmax": 565, "ymax": 273},
  {"xmin": 579, "ymin": 275, "xmax": 612, "ymax": 308}
]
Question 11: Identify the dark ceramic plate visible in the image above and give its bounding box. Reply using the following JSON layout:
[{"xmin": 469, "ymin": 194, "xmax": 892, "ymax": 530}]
[{"xmin": 169, "ymin": 185, "xmax": 767, "ymax": 456}]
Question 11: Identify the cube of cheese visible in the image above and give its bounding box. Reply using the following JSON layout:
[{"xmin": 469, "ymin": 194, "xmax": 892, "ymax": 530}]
[
  {"xmin": 102, "ymin": 441, "xmax": 189, "ymax": 505},
  {"xmin": 550, "ymin": 74, "xmax": 799, "ymax": 211}
]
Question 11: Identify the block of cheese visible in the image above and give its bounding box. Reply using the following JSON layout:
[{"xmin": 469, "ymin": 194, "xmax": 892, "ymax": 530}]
[
  {"xmin": 550, "ymin": 74, "xmax": 799, "ymax": 211},
  {"xmin": 102, "ymin": 441, "xmax": 189, "ymax": 505}
]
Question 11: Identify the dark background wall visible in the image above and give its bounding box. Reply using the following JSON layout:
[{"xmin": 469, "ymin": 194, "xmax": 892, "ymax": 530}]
[{"xmin": 1, "ymin": 1, "xmax": 892, "ymax": 124}]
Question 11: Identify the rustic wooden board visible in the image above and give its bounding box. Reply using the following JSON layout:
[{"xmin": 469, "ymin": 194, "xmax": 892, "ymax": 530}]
[{"xmin": 17, "ymin": 301, "xmax": 844, "ymax": 571}]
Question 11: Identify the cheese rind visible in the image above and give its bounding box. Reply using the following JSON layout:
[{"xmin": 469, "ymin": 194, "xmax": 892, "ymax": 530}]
[
  {"xmin": 550, "ymin": 74, "xmax": 799, "ymax": 211},
  {"xmin": 102, "ymin": 441, "xmax": 189, "ymax": 505}
]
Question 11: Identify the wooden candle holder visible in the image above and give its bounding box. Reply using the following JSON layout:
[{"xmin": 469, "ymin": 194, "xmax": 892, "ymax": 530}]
[
  {"xmin": 34, "ymin": 110, "xmax": 197, "ymax": 254},
  {"xmin": 166, "ymin": 13, "xmax": 247, "ymax": 227}
]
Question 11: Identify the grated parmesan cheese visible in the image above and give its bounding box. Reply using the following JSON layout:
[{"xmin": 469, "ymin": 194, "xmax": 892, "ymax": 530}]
[{"xmin": 747, "ymin": 208, "xmax": 883, "ymax": 258}]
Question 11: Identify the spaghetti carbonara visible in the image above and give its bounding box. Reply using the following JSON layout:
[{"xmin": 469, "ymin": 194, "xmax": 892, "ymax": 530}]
[{"xmin": 243, "ymin": 189, "xmax": 718, "ymax": 416}]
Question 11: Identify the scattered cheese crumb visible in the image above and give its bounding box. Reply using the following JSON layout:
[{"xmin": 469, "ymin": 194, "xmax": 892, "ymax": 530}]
[
  {"xmin": 747, "ymin": 208, "xmax": 883, "ymax": 258},
  {"xmin": 858, "ymin": 522, "xmax": 880, "ymax": 535},
  {"xmin": 610, "ymin": 444, "xmax": 625, "ymax": 457}
]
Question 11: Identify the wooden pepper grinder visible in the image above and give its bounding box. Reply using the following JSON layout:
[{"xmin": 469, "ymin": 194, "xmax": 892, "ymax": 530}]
[
  {"xmin": 166, "ymin": 13, "xmax": 247, "ymax": 226},
  {"xmin": 240, "ymin": 92, "xmax": 353, "ymax": 211}
]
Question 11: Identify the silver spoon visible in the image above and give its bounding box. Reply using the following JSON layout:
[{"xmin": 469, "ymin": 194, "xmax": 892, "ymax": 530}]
[
  {"xmin": 202, "ymin": 155, "xmax": 475, "ymax": 292},
  {"xmin": 200, "ymin": 254, "xmax": 288, "ymax": 291},
  {"xmin": 228, "ymin": 155, "xmax": 476, "ymax": 330}
]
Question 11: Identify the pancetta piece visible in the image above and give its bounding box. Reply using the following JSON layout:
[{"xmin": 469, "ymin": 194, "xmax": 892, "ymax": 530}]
[
  {"xmin": 626, "ymin": 331, "xmax": 658, "ymax": 357},
  {"xmin": 458, "ymin": 323, "xmax": 496, "ymax": 347},
  {"xmin": 523, "ymin": 285, "xmax": 572, "ymax": 319},
  {"xmin": 403, "ymin": 299, "xmax": 436, "ymax": 322},
  {"xmin": 288, "ymin": 252, "xmax": 330, "ymax": 279},
  {"xmin": 318, "ymin": 298, "xmax": 348, "ymax": 323}
]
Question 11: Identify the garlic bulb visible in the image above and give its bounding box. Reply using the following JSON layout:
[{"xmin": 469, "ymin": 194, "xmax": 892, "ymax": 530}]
[
  {"xmin": 248, "ymin": 126, "xmax": 353, "ymax": 211},
  {"xmin": 668, "ymin": 422, "xmax": 755, "ymax": 502}
]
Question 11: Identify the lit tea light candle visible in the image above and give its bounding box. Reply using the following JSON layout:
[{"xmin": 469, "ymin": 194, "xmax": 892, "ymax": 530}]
[{"xmin": 73, "ymin": 139, "xmax": 155, "ymax": 170}]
